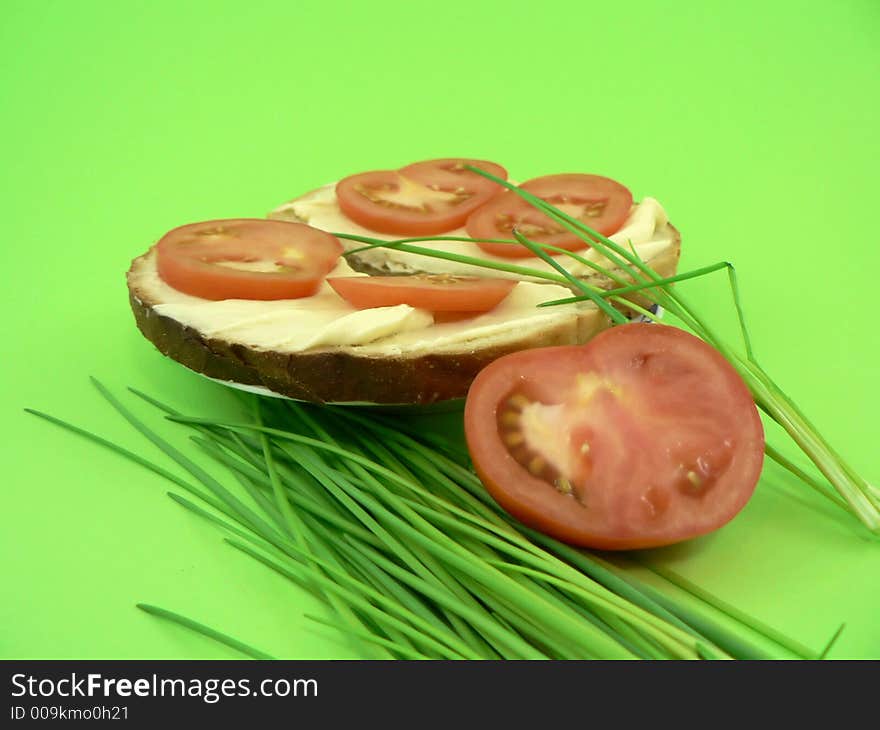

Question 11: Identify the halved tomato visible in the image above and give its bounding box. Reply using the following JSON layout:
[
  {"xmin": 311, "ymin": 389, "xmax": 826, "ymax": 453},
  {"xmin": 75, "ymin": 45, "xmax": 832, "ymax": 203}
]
[
  {"xmin": 464, "ymin": 323, "xmax": 764, "ymax": 550},
  {"xmin": 327, "ymin": 274, "xmax": 516, "ymax": 313},
  {"xmin": 155, "ymin": 219, "xmax": 343, "ymax": 300},
  {"xmin": 466, "ymin": 173, "xmax": 634, "ymax": 259},
  {"xmin": 335, "ymin": 158, "xmax": 508, "ymax": 236}
]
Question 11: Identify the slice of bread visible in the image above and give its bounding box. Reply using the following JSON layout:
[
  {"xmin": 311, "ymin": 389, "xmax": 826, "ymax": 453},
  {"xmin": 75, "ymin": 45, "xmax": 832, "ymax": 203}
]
[{"xmin": 127, "ymin": 185, "xmax": 681, "ymax": 404}]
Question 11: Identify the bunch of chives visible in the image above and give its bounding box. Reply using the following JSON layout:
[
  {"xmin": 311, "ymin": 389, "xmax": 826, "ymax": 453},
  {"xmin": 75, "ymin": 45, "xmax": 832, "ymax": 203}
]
[{"xmin": 28, "ymin": 381, "xmax": 831, "ymax": 660}]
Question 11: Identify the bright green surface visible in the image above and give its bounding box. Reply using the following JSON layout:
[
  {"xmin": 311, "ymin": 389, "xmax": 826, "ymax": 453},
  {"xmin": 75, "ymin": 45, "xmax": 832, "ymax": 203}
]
[{"xmin": 2, "ymin": 1, "xmax": 878, "ymax": 659}]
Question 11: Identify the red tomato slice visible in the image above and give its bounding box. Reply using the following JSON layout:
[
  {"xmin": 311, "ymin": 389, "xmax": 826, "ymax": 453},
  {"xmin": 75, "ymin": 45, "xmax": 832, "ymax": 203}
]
[
  {"xmin": 156, "ymin": 219, "xmax": 343, "ymax": 300},
  {"xmin": 398, "ymin": 158, "xmax": 507, "ymax": 198},
  {"xmin": 464, "ymin": 323, "xmax": 764, "ymax": 550},
  {"xmin": 335, "ymin": 158, "xmax": 508, "ymax": 236},
  {"xmin": 327, "ymin": 275, "xmax": 516, "ymax": 312},
  {"xmin": 466, "ymin": 173, "xmax": 634, "ymax": 259}
]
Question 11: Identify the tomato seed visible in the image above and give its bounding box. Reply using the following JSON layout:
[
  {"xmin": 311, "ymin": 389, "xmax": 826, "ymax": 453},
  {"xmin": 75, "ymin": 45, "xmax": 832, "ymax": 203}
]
[
  {"xmin": 555, "ymin": 477, "xmax": 573, "ymax": 495},
  {"xmin": 504, "ymin": 431, "xmax": 525, "ymax": 447},
  {"xmin": 500, "ymin": 411, "xmax": 520, "ymax": 427},
  {"xmin": 528, "ymin": 456, "xmax": 546, "ymax": 475},
  {"xmin": 507, "ymin": 394, "xmax": 530, "ymax": 411}
]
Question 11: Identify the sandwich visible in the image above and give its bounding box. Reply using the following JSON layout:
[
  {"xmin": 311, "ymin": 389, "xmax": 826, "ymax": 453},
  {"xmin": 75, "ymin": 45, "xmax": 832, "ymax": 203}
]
[{"xmin": 126, "ymin": 158, "xmax": 681, "ymax": 404}]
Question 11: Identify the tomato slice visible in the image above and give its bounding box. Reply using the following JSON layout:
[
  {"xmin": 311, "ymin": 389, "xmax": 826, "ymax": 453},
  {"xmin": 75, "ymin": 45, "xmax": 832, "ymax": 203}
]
[
  {"xmin": 155, "ymin": 219, "xmax": 343, "ymax": 301},
  {"xmin": 327, "ymin": 275, "xmax": 516, "ymax": 312},
  {"xmin": 466, "ymin": 173, "xmax": 634, "ymax": 258},
  {"xmin": 464, "ymin": 323, "xmax": 764, "ymax": 550},
  {"xmin": 335, "ymin": 158, "xmax": 508, "ymax": 236}
]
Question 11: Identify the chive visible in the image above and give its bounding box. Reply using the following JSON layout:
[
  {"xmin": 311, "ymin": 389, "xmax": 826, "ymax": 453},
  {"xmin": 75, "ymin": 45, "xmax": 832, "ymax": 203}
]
[
  {"xmin": 328, "ymin": 535, "xmax": 447, "ymax": 630},
  {"xmin": 224, "ymin": 537, "xmax": 479, "ymax": 660},
  {"xmin": 337, "ymin": 535, "xmax": 541, "ymax": 660},
  {"xmin": 166, "ymin": 491, "xmax": 275, "ymax": 551},
  {"xmin": 24, "ymin": 408, "xmax": 216, "ymax": 509},
  {"xmin": 535, "ymin": 580, "xmax": 664, "ymax": 660},
  {"xmin": 341, "ymin": 233, "xmax": 631, "ymax": 289},
  {"xmin": 484, "ymin": 561, "xmax": 698, "ymax": 660},
  {"xmin": 479, "ymin": 563, "xmax": 653, "ymax": 660},
  {"xmin": 136, "ymin": 604, "xmax": 275, "ymax": 660},
  {"xmin": 818, "ymin": 624, "xmax": 846, "ymax": 660},
  {"xmin": 111, "ymin": 384, "xmax": 393, "ymax": 658},
  {"xmin": 192, "ymin": 436, "xmax": 386, "ymax": 549},
  {"xmin": 191, "ymin": 437, "xmax": 287, "ymax": 530},
  {"xmin": 243, "ymin": 459, "xmax": 397, "ymax": 657},
  {"xmin": 303, "ymin": 614, "xmax": 433, "ymax": 661},
  {"xmin": 764, "ymin": 442, "xmax": 849, "ymax": 510},
  {"xmin": 336, "ymin": 233, "xmax": 570, "ymax": 285},
  {"xmin": 343, "ymin": 233, "xmax": 515, "ymax": 256},
  {"xmin": 291, "ymin": 413, "xmax": 506, "ymax": 659},
  {"xmin": 89, "ymin": 379, "xmax": 285, "ymax": 542},
  {"xmin": 636, "ymin": 561, "xmax": 818, "ymax": 659},
  {"xmin": 258, "ymin": 431, "xmax": 505, "ymax": 659},
  {"xmin": 509, "ymin": 228, "xmax": 626, "ymax": 324},
  {"xmin": 288, "ymin": 444, "xmax": 540, "ymax": 659},
  {"xmin": 23, "ymin": 408, "xmax": 262, "ymax": 538},
  {"xmin": 254, "ymin": 399, "xmax": 308, "ymax": 545},
  {"xmin": 537, "ymin": 261, "xmax": 729, "ymax": 307}
]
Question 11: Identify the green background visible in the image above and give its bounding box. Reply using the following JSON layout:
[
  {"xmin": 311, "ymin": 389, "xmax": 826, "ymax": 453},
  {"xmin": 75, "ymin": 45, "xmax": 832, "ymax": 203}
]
[{"xmin": 2, "ymin": 0, "xmax": 878, "ymax": 659}]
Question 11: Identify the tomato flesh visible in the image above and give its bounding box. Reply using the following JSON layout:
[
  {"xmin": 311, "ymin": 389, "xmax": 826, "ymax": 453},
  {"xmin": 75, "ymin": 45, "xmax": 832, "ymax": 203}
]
[
  {"xmin": 399, "ymin": 158, "xmax": 507, "ymax": 198},
  {"xmin": 464, "ymin": 324, "xmax": 764, "ymax": 550},
  {"xmin": 466, "ymin": 173, "xmax": 634, "ymax": 259},
  {"xmin": 155, "ymin": 219, "xmax": 343, "ymax": 301},
  {"xmin": 327, "ymin": 275, "xmax": 516, "ymax": 312},
  {"xmin": 335, "ymin": 158, "xmax": 508, "ymax": 236}
]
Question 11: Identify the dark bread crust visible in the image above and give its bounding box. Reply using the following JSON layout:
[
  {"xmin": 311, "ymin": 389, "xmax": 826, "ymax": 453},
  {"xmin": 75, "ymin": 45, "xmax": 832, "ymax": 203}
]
[{"xmin": 127, "ymin": 262, "xmax": 607, "ymax": 404}]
